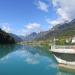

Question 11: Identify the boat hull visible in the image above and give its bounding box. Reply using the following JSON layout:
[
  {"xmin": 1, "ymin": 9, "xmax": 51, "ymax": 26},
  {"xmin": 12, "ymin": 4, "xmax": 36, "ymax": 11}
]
[{"xmin": 52, "ymin": 52, "xmax": 75, "ymax": 66}]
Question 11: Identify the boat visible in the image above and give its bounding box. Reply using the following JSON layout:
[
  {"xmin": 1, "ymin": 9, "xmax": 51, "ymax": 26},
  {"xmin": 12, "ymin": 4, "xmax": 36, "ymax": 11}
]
[
  {"xmin": 51, "ymin": 45, "xmax": 75, "ymax": 66},
  {"xmin": 50, "ymin": 37, "xmax": 75, "ymax": 66}
]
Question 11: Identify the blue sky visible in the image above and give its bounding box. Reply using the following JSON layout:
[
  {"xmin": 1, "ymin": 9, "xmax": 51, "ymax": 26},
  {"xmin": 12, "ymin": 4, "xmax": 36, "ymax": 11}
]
[{"xmin": 0, "ymin": 0, "xmax": 74, "ymax": 35}]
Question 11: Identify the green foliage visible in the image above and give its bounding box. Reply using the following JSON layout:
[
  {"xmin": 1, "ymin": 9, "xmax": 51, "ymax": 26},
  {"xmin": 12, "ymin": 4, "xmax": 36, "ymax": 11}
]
[{"xmin": 56, "ymin": 39, "xmax": 66, "ymax": 45}]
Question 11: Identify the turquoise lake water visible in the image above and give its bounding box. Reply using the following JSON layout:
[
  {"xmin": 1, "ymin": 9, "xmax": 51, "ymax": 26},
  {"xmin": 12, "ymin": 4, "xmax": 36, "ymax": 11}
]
[{"xmin": 0, "ymin": 45, "xmax": 75, "ymax": 75}]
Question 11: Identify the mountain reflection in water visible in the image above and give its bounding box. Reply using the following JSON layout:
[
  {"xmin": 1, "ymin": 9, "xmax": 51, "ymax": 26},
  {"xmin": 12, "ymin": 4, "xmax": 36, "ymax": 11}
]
[{"xmin": 0, "ymin": 45, "xmax": 75, "ymax": 75}]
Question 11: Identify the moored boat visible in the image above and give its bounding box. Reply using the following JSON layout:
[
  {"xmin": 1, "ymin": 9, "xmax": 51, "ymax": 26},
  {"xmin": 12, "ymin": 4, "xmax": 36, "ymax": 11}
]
[{"xmin": 50, "ymin": 45, "xmax": 75, "ymax": 66}]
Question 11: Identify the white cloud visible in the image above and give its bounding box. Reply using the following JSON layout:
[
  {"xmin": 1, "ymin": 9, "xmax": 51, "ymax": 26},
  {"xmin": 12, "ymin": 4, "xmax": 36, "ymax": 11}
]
[
  {"xmin": 52, "ymin": 0, "xmax": 75, "ymax": 20},
  {"xmin": 47, "ymin": 0, "xmax": 75, "ymax": 29},
  {"xmin": 25, "ymin": 23, "xmax": 41, "ymax": 30},
  {"xmin": 57, "ymin": 8, "xmax": 70, "ymax": 21},
  {"xmin": 46, "ymin": 18, "xmax": 65, "ymax": 29},
  {"xmin": 35, "ymin": 0, "xmax": 49, "ymax": 12},
  {"xmin": 0, "ymin": 23, "xmax": 11, "ymax": 33},
  {"xmin": 47, "ymin": 18, "xmax": 62, "ymax": 25},
  {"xmin": 21, "ymin": 23, "xmax": 42, "ymax": 36}
]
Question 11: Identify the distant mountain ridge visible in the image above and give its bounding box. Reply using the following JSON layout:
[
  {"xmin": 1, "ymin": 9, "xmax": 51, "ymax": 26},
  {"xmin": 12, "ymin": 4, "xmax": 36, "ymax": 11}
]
[
  {"xmin": 9, "ymin": 33, "xmax": 22, "ymax": 42},
  {"xmin": 3, "ymin": 18, "xmax": 74, "ymax": 43},
  {"xmin": 34, "ymin": 19, "xmax": 75, "ymax": 41},
  {"xmin": 21, "ymin": 32, "xmax": 38, "ymax": 42},
  {"xmin": 25, "ymin": 32, "xmax": 37, "ymax": 41}
]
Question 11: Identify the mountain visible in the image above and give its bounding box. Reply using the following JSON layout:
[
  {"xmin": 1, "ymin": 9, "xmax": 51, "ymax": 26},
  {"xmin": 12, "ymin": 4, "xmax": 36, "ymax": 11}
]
[
  {"xmin": 34, "ymin": 19, "xmax": 75, "ymax": 41},
  {"xmin": 50, "ymin": 19, "xmax": 75, "ymax": 37},
  {"xmin": 22, "ymin": 32, "xmax": 38, "ymax": 42},
  {"xmin": 34, "ymin": 31, "xmax": 49, "ymax": 40},
  {"xmin": 0, "ymin": 29, "xmax": 16, "ymax": 44},
  {"xmin": 9, "ymin": 33, "xmax": 23, "ymax": 42}
]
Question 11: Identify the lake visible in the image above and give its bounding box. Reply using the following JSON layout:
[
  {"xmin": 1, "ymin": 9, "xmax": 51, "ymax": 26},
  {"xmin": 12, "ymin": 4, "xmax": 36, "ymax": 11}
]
[{"xmin": 0, "ymin": 45, "xmax": 75, "ymax": 75}]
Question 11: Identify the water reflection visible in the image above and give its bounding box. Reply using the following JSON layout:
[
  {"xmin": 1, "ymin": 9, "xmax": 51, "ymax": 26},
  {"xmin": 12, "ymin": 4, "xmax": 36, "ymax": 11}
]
[
  {"xmin": 0, "ymin": 45, "xmax": 16, "ymax": 59},
  {"xmin": 0, "ymin": 45, "xmax": 74, "ymax": 75},
  {"xmin": 0, "ymin": 45, "xmax": 52, "ymax": 64},
  {"xmin": 57, "ymin": 70, "xmax": 75, "ymax": 75},
  {"xmin": 15, "ymin": 50, "xmax": 40, "ymax": 64}
]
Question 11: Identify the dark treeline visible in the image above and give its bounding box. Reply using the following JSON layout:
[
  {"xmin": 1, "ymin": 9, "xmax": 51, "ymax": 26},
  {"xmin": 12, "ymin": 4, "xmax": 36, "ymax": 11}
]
[{"xmin": 0, "ymin": 29, "xmax": 16, "ymax": 44}]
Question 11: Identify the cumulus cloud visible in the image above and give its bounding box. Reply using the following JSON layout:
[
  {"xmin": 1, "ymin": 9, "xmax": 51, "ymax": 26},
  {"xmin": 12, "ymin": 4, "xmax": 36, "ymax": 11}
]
[
  {"xmin": 57, "ymin": 8, "xmax": 70, "ymax": 21},
  {"xmin": 21, "ymin": 23, "xmax": 42, "ymax": 36},
  {"xmin": 25, "ymin": 23, "xmax": 41, "ymax": 30},
  {"xmin": 47, "ymin": 0, "xmax": 75, "ymax": 28},
  {"xmin": 52, "ymin": 0, "xmax": 75, "ymax": 20},
  {"xmin": 46, "ymin": 18, "xmax": 64, "ymax": 27},
  {"xmin": 46, "ymin": 18, "xmax": 68, "ymax": 29},
  {"xmin": 0, "ymin": 23, "xmax": 11, "ymax": 33},
  {"xmin": 35, "ymin": 0, "xmax": 49, "ymax": 12}
]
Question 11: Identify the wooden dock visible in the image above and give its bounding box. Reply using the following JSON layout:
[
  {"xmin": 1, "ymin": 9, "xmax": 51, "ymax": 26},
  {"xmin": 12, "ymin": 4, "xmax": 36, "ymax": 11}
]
[{"xmin": 58, "ymin": 64, "xmax": 75, "ymax": 73}]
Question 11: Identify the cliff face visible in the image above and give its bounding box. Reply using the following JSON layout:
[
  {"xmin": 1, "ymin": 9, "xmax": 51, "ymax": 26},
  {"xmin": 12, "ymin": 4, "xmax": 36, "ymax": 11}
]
[{"xmin": 0, "ymin": 29, "xmax": 16, "ymax": 44}]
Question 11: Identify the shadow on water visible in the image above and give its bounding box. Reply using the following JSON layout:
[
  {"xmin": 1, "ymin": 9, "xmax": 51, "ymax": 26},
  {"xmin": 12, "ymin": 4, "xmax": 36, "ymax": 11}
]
[
  {"xmin": 0, "ymin": 44, "xmax": 16, "ymax": 59},
  {"xmin": 57, "ymin": 69, "xmax": 75, "ymax": 75}
]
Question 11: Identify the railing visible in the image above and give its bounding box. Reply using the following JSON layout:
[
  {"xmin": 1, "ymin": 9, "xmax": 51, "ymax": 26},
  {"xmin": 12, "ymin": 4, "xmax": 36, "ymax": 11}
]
[{"xmin": 51, "ymin": 45, "xmax": 75, "ymax": 49}]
